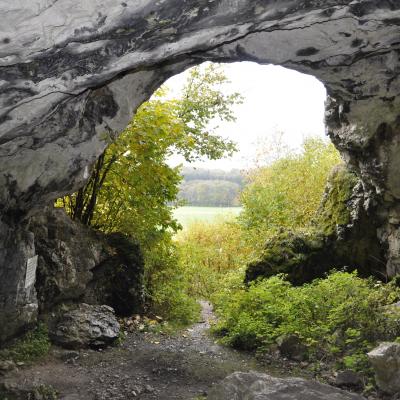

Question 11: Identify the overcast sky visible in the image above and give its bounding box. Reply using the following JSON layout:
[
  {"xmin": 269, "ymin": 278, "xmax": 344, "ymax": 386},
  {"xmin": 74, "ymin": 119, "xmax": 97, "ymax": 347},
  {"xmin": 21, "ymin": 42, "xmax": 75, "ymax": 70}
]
[{"xmin": 165, "ymin": 61, "xmax": 328, "ymax": 171}]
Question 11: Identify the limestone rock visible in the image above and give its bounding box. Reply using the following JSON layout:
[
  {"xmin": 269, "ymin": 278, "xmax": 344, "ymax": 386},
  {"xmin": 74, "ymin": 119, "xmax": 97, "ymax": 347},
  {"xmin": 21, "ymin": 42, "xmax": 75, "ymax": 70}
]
[
  {"xmin": 0, "ymin": 360, "xmax": 16, "ymax": 375},
  {"xmin": 29, "ymin": 208, "xmax": 106, "ymax": 313},
  {"xmin": 368, "ymin": 342, "xmax": 400, "ymax": 394},
  {"xmin": 83, "ymin": 233, "xmax": 144, "ymax": 316},
  {"xmin": 208, "ymin": 371, "xmax": 366, "ymax": 400},
  {"xmin": 29, "ymin": 207, "xmax": 144, "ymax": 316},
  {"xmin": 0, "ymin": 219, "xmax": 38, "ymax": 343},
  {"xmin": 49, "ymin": 303, "xmax": 120, "ymax": 349}
]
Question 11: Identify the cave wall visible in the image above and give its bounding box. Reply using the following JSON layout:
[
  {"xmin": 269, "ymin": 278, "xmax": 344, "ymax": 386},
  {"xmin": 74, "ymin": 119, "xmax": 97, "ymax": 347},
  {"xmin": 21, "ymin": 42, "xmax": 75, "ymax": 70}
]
[{"xmin": 1, "ymin": 0, "xmax": 400, "ymax": 341}]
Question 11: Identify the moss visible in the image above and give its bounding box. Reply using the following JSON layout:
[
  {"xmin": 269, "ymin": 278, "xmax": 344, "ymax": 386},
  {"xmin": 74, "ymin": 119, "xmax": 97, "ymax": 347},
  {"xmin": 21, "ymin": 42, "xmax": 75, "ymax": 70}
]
[
  {"xmin": 245, "ymin": 164, "xmax": 384, "ymax": 285},
  {"xmin": 245, "ymin": 229, "xmax": 336, "ymax": 285},
  {"xmin": 317, "ymin": 165, "xmax": 359, "ymax": 236},
  {"xmin": 0, "ymin": 323, "xmax": 51, "ymax": 364}
]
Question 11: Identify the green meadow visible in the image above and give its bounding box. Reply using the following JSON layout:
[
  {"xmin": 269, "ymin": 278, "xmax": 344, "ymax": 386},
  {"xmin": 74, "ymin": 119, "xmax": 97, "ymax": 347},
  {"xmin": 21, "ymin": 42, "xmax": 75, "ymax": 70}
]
[{"xmin": 173, "ymin": 206, "xmax": 242, "ymax": 229}]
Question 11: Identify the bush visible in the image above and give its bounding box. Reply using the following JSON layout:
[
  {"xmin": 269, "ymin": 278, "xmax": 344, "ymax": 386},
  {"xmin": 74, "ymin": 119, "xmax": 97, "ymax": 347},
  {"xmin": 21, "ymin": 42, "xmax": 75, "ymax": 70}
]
[
  {"xmin": 0, "ymin": 323, "xmax": 51, "ymax": 363},
  {"xmin": 213, "ymin": 271, "xmax": 400, "ymax": 368},
  {"xmin": 239, "ymin": 138, "xmax": 341, "ymax": 253},
  {"xmin": 144, "ymin": 233, "xmax": 200, "ymax": 327},
  {"xmin": 176, "ymin": 218, "xmax": 252, "ymax": 299}
]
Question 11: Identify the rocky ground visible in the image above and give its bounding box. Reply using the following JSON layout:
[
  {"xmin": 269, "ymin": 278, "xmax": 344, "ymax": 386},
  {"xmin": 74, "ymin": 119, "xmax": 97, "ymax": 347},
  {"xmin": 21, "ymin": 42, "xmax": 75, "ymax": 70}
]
[{"xmin": 0, "ymin": 302, "xmax": 385, "ymax": 400}]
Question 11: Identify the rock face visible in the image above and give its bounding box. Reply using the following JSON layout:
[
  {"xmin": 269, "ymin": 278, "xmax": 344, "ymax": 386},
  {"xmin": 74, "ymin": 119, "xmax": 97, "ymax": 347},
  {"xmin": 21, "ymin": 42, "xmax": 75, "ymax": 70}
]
[
  {"xmin": 83, "ymin": 232, "xmax": 144, "ymax": 316},
  {"xmin": 368, "ymin": 342, "xmax": 400, "ymax": 394},
  {"xmin": 49, "ymin": 303, "xmax": 120, "ymax": 349},
  {"xmin": 246, "ymin": 165, "xmax": 384, "ymax": 284},
  {"xmin": 208, "ymin": 371, "xmax": 366, "ymax": 400},
  {"xmin": 1, "ymin": 1, "xmax": 400, "ymax": 338},
  {"xmin": 29, "ymin": 208, "xmax": 106, "ymax": 313},
  {"xmin": 0, "ymin": 219, "xmax": 38, "ymax": 343},
  {"xmin": 0, "ymin": 207, "xmax": 143, "ymax": 342},
  {"xmin": 29, "ymin": 208, "xmax": 144, "ymax": 316}
]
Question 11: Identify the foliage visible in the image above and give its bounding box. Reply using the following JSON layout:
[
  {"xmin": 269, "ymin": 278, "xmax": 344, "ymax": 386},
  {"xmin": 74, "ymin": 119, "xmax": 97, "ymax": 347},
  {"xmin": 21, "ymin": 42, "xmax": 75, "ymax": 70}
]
[
  {"xmin": 56, "ymin": 63, "xmax": 242, "ymax": 325},
  {"xmin": 176, "ymin": 218, "xmax": 252, "ymax": 299},
  {"xmin": 144, "ymin": 233, "xmax": 200, "ymax": 326},
  {"xmin": 58, "ymin": 63, "xmax": 241, "ymax": 243},
  {"xmin": 212, "ymin": 271, "xmax": 400, "ymax": 370},
  {"xmin": 239, "ymin": 138, "xmax": 341, "ymax": 253},
  {"xmin": 30, "ymin": 385, "xmax": 59, "ymax": 400},
  {"xmin": 0, "ymin": 323, "xmax": 51, "ymax": 364}
]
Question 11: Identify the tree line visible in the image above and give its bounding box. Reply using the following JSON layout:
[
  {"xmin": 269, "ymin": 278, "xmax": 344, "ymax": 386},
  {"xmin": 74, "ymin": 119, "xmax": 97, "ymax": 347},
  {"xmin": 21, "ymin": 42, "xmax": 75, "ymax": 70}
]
[{"xmin": 178, "ymin": 167, "xmax": 244, "ymax": 207}]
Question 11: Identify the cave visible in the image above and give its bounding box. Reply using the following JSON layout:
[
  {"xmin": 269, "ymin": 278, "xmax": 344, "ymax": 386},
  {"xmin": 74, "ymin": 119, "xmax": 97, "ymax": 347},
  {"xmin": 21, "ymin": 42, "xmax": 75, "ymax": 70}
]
[{"xmin": 1, "ymin": 0, "xmax": 400, "ymax": 342}]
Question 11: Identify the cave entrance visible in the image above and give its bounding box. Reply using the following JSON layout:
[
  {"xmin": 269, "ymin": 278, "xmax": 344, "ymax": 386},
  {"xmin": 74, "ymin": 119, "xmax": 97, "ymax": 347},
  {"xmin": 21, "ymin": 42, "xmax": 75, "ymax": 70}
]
[{"xmin": 2, "ymin": 1, "xmax": 399, "ymax": 358}]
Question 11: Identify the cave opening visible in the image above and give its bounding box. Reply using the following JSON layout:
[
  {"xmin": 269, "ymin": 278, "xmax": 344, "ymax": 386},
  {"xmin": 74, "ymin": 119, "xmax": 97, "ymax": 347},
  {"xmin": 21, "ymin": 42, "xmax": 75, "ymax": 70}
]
[{"xmin": 1, "ymin": 2, "xmax": 400, "ymax": 396}]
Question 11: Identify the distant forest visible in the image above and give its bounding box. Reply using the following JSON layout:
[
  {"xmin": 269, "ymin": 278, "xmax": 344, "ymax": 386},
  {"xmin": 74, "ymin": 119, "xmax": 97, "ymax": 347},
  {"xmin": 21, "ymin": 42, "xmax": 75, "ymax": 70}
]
[{"xmin": 178, "ymin": 167, "xmax": 245, "ymax": 207}]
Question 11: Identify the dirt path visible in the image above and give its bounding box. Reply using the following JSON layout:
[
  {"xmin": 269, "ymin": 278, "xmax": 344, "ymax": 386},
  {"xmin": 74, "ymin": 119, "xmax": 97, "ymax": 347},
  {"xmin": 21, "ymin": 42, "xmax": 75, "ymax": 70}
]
[{"xmin": 1, "ymin": 302, "xmax": 294, "ymax": 399}]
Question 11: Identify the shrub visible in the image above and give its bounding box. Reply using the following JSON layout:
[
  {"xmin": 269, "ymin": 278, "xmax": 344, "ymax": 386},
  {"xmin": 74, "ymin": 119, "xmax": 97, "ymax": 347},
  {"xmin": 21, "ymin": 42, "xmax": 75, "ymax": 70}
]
[
  {"xmin": 144, "ymin": 234, "xmax": 200, "ymax": 327},
  {"xmin": 176, "ymin": 218, "xmax": 252, "ymax": 299},
  {"xmin": 239, "ymin": 138, "xmax": 341, "ymax": 253},
  {"xmin": 213, "ymin": 271, "xmax": 400, "ymax": 368}
]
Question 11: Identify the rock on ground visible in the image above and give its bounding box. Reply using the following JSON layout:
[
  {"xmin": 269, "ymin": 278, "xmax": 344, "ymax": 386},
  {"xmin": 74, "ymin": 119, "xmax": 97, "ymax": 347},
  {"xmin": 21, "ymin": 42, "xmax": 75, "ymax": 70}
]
[
  {"xmin": 49, "ymin": 303, "xmax": 120, "ymax": 349},
  {"xmin": 208, "ymin": 371, "xmax": 366, "ymax": 400},
  {"xmin": 368, "ymin": 342, "xmax": 400, "ymax": 395}
]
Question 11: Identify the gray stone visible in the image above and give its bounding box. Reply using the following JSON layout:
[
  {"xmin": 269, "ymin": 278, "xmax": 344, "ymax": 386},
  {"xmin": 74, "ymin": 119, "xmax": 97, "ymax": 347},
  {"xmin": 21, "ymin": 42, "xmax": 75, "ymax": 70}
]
[
  {"xmin": 276, "ymin": 334, "xmax": 308, "ymax": 361},
  {"xmin": 335, "ymin": 370, "xmax": 362, "ymax": 388},
  {"xmin": 1, "ymin": 0, "xmax": 400, "ymax": 340},
  {"xmin": 29, "ymin": 208, "xmax": 106, "ymax": 313},
  {"xmin": 208, "ymin": 371, "xmax": 366, "ymax": 400},
  {"xmin": 0, "ymin": 219, "xmax": 38, "ymax": 343},
  {"xmin": 29, "ymin": 207, "xmax": 144, "ymax": 317},
  {"xmin": 49, "ymin": 303, "xmax": 120, "ymax": 349},
  {"xmin": 368, "ymin": 342, "xmax": 400, "ymax": 394}
]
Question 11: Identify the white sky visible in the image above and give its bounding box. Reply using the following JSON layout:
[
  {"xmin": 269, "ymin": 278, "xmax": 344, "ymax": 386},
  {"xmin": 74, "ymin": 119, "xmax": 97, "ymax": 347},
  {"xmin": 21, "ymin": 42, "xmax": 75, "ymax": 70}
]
[{"xmin": 165, "ymin": 61, "xmax": 328, "ymax": 171}]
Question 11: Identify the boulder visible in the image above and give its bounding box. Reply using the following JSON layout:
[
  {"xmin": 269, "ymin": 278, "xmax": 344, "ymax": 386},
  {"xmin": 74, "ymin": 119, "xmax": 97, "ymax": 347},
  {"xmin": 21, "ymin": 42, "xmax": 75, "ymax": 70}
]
[
  {"xmin": 208, "ymin": 371, "xmax": 366, "ymax": 400},
  {"xmin": 276, "ymin": 334, "xmax": 308, "ymax": 362},
  {"xmin": 49, "ymin": 303, "xmax": 120, "ymax": 349},
  {"xmin": 335, "ymin": 370, "xmax": 362, "ymax": 388},
  {"xmin": 368, "ymin": 342, "xmax": 400, "ymax": 394},
  {"xmin": 30, "ymin": 208, "xmax": 144, "ymax": 316}
]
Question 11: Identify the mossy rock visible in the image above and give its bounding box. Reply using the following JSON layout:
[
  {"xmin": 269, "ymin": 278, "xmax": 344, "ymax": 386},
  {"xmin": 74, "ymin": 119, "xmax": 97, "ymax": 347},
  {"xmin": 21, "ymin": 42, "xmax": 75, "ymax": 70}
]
[
  {"xmin": 245, "ymin": 230, "xmax": 337, "ymax": 285},
  {"xmin": 245, "ymin": 165, "xmax": 385, "ymax": 285},
  {"xmin": 317, "ymin": 165, "xmax": 359, "ymax": 236}
]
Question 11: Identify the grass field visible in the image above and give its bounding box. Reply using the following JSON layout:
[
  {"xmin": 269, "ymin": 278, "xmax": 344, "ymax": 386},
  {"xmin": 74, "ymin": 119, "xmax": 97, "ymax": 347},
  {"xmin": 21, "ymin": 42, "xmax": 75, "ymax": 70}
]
[{"xmin": 173, "ymin": 206, "xmax": 242, "ymax": 229}]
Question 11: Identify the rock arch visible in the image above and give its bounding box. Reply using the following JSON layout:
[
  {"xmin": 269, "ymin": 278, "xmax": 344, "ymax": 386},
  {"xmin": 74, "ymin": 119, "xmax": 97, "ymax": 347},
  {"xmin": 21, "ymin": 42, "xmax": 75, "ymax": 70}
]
[{"xmin": 1, "ymin": 0, "xmax": 400, "ymax": 340}]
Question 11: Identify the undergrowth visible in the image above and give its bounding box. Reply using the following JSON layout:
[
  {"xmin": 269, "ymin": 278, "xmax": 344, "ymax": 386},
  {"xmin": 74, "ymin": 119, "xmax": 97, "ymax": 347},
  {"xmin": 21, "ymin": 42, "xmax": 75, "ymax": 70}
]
[
  {"xmin": 0, "ymin": 323, "xmax": 51, "ymax": 364},
  {"xmin": 212, "ymin": 271, "xmax": 400, "ymax": 375}
]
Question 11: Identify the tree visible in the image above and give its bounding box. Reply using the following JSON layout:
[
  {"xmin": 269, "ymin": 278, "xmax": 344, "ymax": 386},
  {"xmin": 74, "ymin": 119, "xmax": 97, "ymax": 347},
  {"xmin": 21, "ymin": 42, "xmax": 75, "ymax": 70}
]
[{"xmin": 58, "ymin": 63, "xmax": 242, "ymax": 245}]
